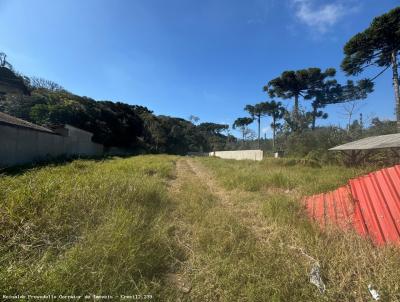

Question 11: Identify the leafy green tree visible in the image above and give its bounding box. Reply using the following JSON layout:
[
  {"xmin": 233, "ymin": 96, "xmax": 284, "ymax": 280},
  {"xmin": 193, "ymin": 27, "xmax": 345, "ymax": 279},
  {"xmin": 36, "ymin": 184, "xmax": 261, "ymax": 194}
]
[
  {"xmin": 0, "ymin": 57, "xmax": 30, "ymax": 95},
  {"xmin": 341, "ymin": 79, "xmax": 374, "ymax": 101},
  {"xmin": 264, "ymin": 101, "xmax": 286, "ymax": 149},
  {"xmin": 368, "ymin": 117, "xmax": 397, "ymax": 135},
  {"xmin": 244, "ymin": 102, "xmax": 268, "ymax": 148},
  {"xmin": 189, "ymin": 115, "xmax": 200, "ymax": 125},
  {"xmin": 198, "ymin": 122, "xmax": 228, "ymax": 135},
  {"xmin": 341, "ymin": 7, "xmax": 400, "ymax": 131},
  {"xmin": 197, "ymin": 122, "xmax": 229, "ymax": 151},
  {"xmin": 303, "ymin": 72, "xmax": 373, "ymax": 130},
  {"xmin": 305, "ymin": 78, "xmax": 342, "ymax": 130},
  {"xmin": 282, "ymin": 110, "xmax": 313, "ymax": 134},
  {"xmin": 264, "ymin": 68, "xmax": 336, "ymax": 131},
  {"xmin": 0, "ymin": 53, "xmax": 232, "ymax": 155},
  {"xmin": 143, "ymin": 115, "xmax": 168, "ymax": 153},
  {"xmin": 232, "ymin": 117, "xmax": 253, "ymax": 141}
]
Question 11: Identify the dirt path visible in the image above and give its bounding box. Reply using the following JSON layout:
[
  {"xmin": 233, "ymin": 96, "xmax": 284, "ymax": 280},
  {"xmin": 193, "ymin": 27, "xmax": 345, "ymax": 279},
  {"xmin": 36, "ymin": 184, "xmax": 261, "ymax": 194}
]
[
  {"xmin": 185, "ymin": 158, "xmax": 233, "ymax": 206},
  {"xmin": 168, "ymin": 157, "xmax": 194, "ymax": 194},
  {"xmin": 176, "ymin": 158, "xmax": 272, "ymax": 242},
  {"xmin": 165, "ymin": 158, "xmax": 197, "ymax": 295},
  {"xmin": 167, "ymin": 158, "xmax": 257, "ymax": 298},
  {"xmin": 166, "ymin": 158, "xmax": 320, "ymax": 300},
  {"xmin": 165, "ymin": 157, "xmax": 396, "ymax": 301}
]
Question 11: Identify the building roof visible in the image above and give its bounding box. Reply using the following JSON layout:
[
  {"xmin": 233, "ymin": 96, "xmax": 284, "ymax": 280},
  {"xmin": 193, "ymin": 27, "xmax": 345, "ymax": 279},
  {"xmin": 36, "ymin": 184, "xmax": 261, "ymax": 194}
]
[
  {"xmin": 0, "ymin": 111, "xmax": 55, "ymax": 134},
  {"xmin": 329, "ymin": 133, "xmax": 400, "ymax": 151}
]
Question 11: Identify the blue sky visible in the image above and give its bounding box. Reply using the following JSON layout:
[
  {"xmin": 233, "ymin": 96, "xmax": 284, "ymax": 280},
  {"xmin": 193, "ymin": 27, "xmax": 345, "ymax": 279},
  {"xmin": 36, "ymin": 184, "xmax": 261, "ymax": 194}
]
[{"xmin": 0, "ymin": 0, "xmax": 398, "ymax": 137}]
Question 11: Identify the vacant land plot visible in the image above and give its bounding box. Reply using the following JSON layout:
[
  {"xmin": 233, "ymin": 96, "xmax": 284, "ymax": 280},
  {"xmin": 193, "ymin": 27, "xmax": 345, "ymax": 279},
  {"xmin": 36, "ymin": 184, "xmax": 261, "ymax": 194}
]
[
  {"xmin": 1, "ymin": 156, "xmax": 400, "ymax": 301},
  {"xmin": 0, "ymin": 156, "xmax": 180, "ymax": 298}
]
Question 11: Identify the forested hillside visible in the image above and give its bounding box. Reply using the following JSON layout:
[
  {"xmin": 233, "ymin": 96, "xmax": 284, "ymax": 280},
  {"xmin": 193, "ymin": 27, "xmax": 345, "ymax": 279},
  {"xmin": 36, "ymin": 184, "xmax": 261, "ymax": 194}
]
[{"xmin": 0, "ymin": 68, "xmax": 231, "ymax": 154}]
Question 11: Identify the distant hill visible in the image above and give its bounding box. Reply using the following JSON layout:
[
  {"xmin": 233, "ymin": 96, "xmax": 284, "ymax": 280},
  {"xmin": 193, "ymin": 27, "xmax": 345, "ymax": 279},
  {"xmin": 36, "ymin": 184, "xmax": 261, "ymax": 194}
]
[
  {"xmin": 0, "ymin": 67, "xmax": 30, "ymax": 95},
  {"xmin": 0, "ymin": 68, "xmax": 231, "ymax": 154}
]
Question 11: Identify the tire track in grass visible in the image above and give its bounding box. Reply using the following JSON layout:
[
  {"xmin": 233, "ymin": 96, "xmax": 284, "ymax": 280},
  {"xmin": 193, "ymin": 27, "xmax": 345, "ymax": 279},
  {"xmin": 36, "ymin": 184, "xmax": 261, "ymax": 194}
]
[
  {"xmin": 185, "ymin": 158, "xmax": 274, "ymax": 242},
  {"xmin": 167, "ymin": 158, "xmax": 259, "ymax": 300},
  {"xmin": 165, "ymin": 159, "xmax": 196, "ymax": 296},
  {"xmin": 171, "ymin": 158, "xmax": 267, "ymax": 241},
  {"xmin": 167, "ymin": 159, "xmax": 323, "ymax": 301},
  {"xmin": 167, "ymin": 158, "xmax": 400, "ymax": 301}
]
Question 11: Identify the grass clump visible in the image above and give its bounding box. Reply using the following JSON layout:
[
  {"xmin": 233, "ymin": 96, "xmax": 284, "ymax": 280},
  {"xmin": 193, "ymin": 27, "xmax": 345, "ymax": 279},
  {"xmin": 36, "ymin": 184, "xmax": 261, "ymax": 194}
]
[
  {"xmin": 198, "ymin": 157, "xmax": 400, "ymax": 301},
  {"xmin": 0, "ymin": 155, "xmax": 179, "ymax": 297},
  {"xmin": 2, "ymin": 155, "xmax": 400, "ymax": 300},
  {"xmin": 199, "ymin": 157, "xmax": 371, "ymax": 194}
]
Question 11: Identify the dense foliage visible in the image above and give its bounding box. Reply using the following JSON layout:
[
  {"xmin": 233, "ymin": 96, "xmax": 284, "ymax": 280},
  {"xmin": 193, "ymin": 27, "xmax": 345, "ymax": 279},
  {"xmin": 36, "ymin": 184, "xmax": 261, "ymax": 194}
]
[
  {"xmin": 1, "ymin": 7, "xmax": 399, "ymax": 158},
  {"xmin": 0, "ymin": 83, "xmax": 232, "ymax": 154},
  {"xmin": 235, "ymin": 7, "xmax": 400, "ymax": 160},
  {"xmin": 342, "ymin": 6, "xmax": 400, "ymax": 130}
]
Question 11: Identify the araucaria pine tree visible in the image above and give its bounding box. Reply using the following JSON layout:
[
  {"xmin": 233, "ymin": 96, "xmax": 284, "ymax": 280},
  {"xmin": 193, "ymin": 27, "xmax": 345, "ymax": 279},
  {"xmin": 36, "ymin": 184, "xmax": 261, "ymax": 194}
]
[{"xmin": 341, "ymin": 7, "xmax": 400, "ymax": 131}]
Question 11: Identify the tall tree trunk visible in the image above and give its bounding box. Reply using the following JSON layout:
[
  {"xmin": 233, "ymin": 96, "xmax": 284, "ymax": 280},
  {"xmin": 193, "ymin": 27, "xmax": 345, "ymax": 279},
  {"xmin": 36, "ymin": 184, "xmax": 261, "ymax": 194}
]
[
  {"xmin": 347, "ymin": 111, "xmax": 353, "ymax": 133},
  {"xmin": 272, "ymin": 116, "xmax": 276, "ymax": 150},
  {"xmin": 293, "ymin": 94, "xmax": 300, "ymax": 131},
  {"xmin": 294, "ymin": 94, "xmax": 299, "ymax": 115},
  {"xmin": 392, "ymin": 50, "xmax": 400, "ymax": 132},
  {"xmin": 311, "ymin": 105, "xmax": 317, "ymax": 130},
  {"xmin": 257, "ymin": 115, "xmax": 261, "ymax": 149}
]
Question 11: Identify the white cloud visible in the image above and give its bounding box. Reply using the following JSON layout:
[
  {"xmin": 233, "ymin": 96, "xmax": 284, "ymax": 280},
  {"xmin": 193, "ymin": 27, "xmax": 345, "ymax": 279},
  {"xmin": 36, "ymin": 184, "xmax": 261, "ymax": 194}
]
[{"xmin": 291, "ymin": 0, "xmax": 359, "ymax": 33}]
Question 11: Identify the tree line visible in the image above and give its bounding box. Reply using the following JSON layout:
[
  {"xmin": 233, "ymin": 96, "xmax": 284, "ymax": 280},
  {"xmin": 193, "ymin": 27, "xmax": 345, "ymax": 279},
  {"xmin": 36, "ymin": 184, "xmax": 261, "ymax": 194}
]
[
  {"xmin": 0, "ymin": 59, "xmax": 232, "ymax": 154},
  {"xmin": 1, "ymin": 7, "xmax": 399, "ymax": 156},
  {"xmin": 234, "ymin": 6, "xmax": 400, "ymax": 149}
]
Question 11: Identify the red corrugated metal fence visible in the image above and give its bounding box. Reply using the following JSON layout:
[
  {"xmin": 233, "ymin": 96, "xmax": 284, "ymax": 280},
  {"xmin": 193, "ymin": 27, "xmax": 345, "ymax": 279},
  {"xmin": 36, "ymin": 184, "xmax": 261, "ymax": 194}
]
[{"xmin": 303, "ymin": 165, "xmax": 400, "ymax": 245}]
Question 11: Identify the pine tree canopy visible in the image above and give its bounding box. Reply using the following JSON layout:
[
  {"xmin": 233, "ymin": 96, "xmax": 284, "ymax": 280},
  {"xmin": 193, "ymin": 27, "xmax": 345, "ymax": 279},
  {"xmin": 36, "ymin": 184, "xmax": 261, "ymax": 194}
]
[{"xmin": 341, "ymin": 6, "xmax": 400, "ymax": 75}]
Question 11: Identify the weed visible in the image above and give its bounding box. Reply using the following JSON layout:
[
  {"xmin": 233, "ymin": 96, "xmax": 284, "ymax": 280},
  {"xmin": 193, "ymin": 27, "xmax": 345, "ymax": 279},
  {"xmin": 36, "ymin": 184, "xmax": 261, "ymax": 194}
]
[
  {"xmin": 198, "ymin": 157, "xmax": 400, "ymax": 301},
  {"xmin": 2, "ymin": 155, "xmax": 399, "ymax": 301},
  {"xmin": 0, "ymin": 155, "xmax": 179, "ymax": 297}
]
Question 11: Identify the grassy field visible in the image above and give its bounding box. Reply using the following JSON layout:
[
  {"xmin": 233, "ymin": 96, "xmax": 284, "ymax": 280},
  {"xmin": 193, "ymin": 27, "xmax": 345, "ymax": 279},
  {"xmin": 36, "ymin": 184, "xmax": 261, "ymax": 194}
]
[
  {"xmin": 196, "ymin": 157, "xmax": 400, "ymax": 301},
  {"xmin": 0, "ymin": 155, "xmax": 181, "ymax": 298},
  {"xmin": 1, "ymin": 155, "xmax": 400, "ymax": 301}
]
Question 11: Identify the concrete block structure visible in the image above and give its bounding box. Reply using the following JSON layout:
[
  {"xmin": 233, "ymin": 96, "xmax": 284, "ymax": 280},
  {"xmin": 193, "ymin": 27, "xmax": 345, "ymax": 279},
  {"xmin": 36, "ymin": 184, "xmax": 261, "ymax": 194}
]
[
  {"xmin": 209, "ymin": 150, "xmax": 263, "ymax": 161},
  {"xmin": 0, "ymin": 112, "xmax": 104, "ymax": 167}
]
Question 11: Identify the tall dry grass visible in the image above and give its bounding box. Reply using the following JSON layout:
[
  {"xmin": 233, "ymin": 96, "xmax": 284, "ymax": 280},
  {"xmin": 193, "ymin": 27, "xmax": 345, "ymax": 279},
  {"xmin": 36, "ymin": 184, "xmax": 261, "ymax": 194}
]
[
  {"xmin": 2, "ymin": 155, "xmax": 400, "ymax": 301},
  {"xmin": 198, "ymin": 157, "xmax": 400, "ymax": 301},
  {"xmin": 0, "ymin": 155, "xmax": 180, "ymax": 297}
]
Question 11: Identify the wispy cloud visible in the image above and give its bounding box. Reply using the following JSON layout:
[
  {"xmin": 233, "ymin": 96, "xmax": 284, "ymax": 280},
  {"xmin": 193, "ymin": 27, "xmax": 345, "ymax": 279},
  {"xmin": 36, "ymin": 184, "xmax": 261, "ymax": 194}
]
[{"xmin": 291, "ymin": 0, "xmax": 359, "ymax": 33}]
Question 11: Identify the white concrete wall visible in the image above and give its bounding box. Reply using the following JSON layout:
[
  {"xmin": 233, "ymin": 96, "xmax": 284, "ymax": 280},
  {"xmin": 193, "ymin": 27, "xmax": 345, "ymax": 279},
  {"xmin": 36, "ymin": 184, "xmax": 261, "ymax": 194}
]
[
  {"xmin": 0, "ymin": 124, "xmax": 104, "ymax": 167},
  {"xmin": 209, "ymin": 150, "xmax": 263, "ymax": 161}
]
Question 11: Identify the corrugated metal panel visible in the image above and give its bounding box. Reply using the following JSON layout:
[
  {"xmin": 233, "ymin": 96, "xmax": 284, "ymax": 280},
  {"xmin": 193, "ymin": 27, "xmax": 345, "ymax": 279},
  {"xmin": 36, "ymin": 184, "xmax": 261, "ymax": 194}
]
[
  {"xmin": 304, "ymin": 186, "xmax": 355, "ymax": 230},
  {"xmin": 350, "ymin": 165, "xmax": 400, "ymax": 245},
  {"xmin": 329, "ymin": 133, "xmax": 400, "ymax": 150},
  {"xmin": 303, "ymin": 165, "xmax": 400, "ymax": 246}
]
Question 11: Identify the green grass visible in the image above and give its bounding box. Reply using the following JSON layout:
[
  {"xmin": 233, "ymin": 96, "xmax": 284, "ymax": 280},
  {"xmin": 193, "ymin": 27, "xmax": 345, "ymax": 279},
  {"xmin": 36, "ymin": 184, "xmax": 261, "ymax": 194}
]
[
  {"xmin": 2, "ymin": 155, "xmax": 400, "ymax": 301},
  {"xmin": 198, "ymin": 157, "xmax": 400, "ymax": 301},
  {"xmin": 199, "ymin": 157, "xmax": 372, "ymax": 194},
  {"xmin": 0, "ymin": 155, "xmax": 180, "ymax": 297},
  {"xmin": 166, "ymin": 161, "xmax": 317, "ymax": 301}
]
